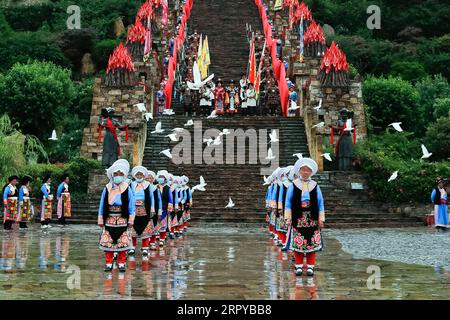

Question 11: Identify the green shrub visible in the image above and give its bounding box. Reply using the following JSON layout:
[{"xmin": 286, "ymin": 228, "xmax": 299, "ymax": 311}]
[
  {"xmin": 423, "ymin": 115, "xmax": 450, "ymax": 161},
  {"xmin": 0, "ymin": 60, "xmax": 76, "ymax": 141},
  {"xmin": 357, "ymin": 132, "xmax": 450, "ymax": 203},
  {"xmin": 391, "ymin": 61, "xmax": 427, "ymax": 83},
  {"xmin": 93, "ymin": 38, "xmax": 121, "ymax": 72},
  {"xmin": 16, "ymin": 157, "xmax": 101, "ymax": 200},
  {"xmin": 362, "ymin": 76, "xmax": 419, "ymax": 132}
]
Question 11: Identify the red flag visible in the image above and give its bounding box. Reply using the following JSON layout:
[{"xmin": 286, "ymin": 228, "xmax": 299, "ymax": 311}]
[{"xmin": 248, "ymin": 37, "xmax": 256, "ymax": 84}]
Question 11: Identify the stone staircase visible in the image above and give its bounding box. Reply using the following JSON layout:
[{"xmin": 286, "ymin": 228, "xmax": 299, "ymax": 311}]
[
  {"xmin": 69, "ymin": 115, "xmax": 424, "ymax": 228},
  {"xmin": 188, "ymin": 0, "xmax": 262, "ymax": 82}
]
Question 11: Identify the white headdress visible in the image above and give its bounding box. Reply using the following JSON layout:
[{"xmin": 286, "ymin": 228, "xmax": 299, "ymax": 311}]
[
  {"xmin": 293, "ymin": 158, "xmax": 318, "ymax": 177},
  {"xmin": 106, "ymin": 161, "xmax": 130, "ymax": 181},
  {"xmin": 148, "ymin": 170, "xmax": 156, "ymax": 180},
  {"xmin": 131, "ymin": 166, "xmax": 148, "ymax": 178}
]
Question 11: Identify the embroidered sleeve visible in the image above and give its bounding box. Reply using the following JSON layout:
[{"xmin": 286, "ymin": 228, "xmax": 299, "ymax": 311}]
[
  {"xmin": 284, "ymin": 184, "xmax": 294, "ymax": 220},
  {"xmin": 150, "ymin": 188, "xmax": 155, "ymax": 213},
  {"xmin": 41, "ymin": 185, "xmax": 49, "ymax": 199},
  {"xmin": 57, "ymin": 183, "xmax": 64, "ymax": 198},
  {"xmin": 316, "ymin": 185, "xmax": 325, "ymax": 222},
  {"xmin": 3, "ymin": 186, "xmax": 10, "ymax": 201},
  {"xmin": 157, "ymin": 190, "xmax": 162, "ymax": 215},
  {"xmin": 98, "ymin": 188, "xmax": 106, "ymax": 217},
  {"xmin": 278, "ymin": 185, "xmax": 284, "ymax": 209}
]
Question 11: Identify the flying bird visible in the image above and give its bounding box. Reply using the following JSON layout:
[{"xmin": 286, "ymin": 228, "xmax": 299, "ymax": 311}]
[
  {"xmin": 49, "ymin": 130, "xmax": 58, "ymax": 141},
  {"xmin": 292, "ymin": 153, "xmax": 303, "ymax": 159},
  {"xmin": 172, "ymin": 128, "xmax": 185, "ymax": 133},
  {"xmin": 321, "ymin": 153, "xmax": 332, "ymax": 162},
  {"xmin": 151, "ymin": 121, "xmax": 164, "ymax": 134},
  {"xmin": 191, "ymin": 185, "xmax": 206, "ymax": 193},
  {"xmin": 225, "ymin": 198, "xmax": 235, "ymax": 208},
  {"xmin": 184, "ymin": 119, "xmax": 194, "ymax": 127},
  {"xmin": 219, "ymin": 129, "xmax": 231, "ymax": 136},
  {"xmin": 203, "ymin": 138, "xmax": 213, "ymax": 146},
  {"xmin": 186, "ymin": 61, "xmax": 215, "ymax": 90},
  {"xmin": 212, "ymin": 135, "xmax": 222, "ymax": 146},
  {"xmin": 388, "ymin": 171, "xmax": 398, "ymax": 182},
  {"xmin": 288, "ymin": 101, "xmax": 300, "ymax": 111},
  {"xmin": 207, "ymin": 110, "xmax": 218, "ymax": 119},
  {"xmin": 313, "ymin": 98, "xmax": 322, "ymax": 111},
  {"xmin": 134, "ymin": 103, "xmax": 146, "ymax": 112},
  {"xmin": 269, "ymin": 129, "xmax": 279, "ymax": 143},
  {"xmin": 165, "ymin": 133, "xmax": 179, "ymax": 142},
  {"xmin": 421, "ymin": 144, "xmax": 432, "ymax": 159},
  {"xmin": 159, "ymin": 149, "xmax": 172, "ymax": 159},
  {"xmin": 144, "ymin": 113, "xmax": 153, "ymax": 121},
  {"xmin": 263, "ymin": 176, "xmax": 270, "ymax": 185},
  {"xmin": 388, "ymin": 122, "xmax": 403, "ymax": 132},
  {"xmin": 265, "ymin": 148, "xmax": 276, "ymax": 160},
  {"xmin": 163, "ymin": 109, "xmax": 175, "ymax": 116},
  {"xmin": 312, "ymin": 122, "xmax": 325, "ymax": 129}
]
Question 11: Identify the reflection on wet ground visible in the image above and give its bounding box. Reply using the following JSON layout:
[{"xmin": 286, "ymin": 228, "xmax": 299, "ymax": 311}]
[{"xmin": 0, "ymin": 224, "xmax": 448, "ymax": 299}]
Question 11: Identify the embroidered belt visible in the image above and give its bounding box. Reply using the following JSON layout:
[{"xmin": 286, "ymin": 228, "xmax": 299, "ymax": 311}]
[
  {"xmin": 8, "ymin": 197, "xmax": 18, "ymax": 200},
  {"xmin": 135, "ymin": 205, "xmax": 147, "ymax": 216},
  {"xmin": 301, "ymin": 201, "xmax": 310, "ymax": 208},
  {"xmin": 109, "ymin": 205, "xmax": 122, "ymax": 213},
  {"xmin": 441, "ymin": 200, "xmax": 448, "ymax": 205},
  {"xmin": 23, "ymin": 196, "xmax": 30, "ymax": 200},
  {"xmin": 135, "ymin": 200, "xmax": 145, "ymax": 206}
]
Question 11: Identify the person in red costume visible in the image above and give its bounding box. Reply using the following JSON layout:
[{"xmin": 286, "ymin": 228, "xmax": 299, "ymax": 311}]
[{"xmin": 213, "ymin": 80, "xmax": 226, "ymax": 115}]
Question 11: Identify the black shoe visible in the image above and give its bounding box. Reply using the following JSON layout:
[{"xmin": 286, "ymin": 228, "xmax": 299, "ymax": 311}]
[
  {"xmin": 306, "ymin": 267, "xmax": 314, "ymax": 276},
  {"xmin": 118, "ymin": 264, "xmax": 126, "ymax": 272},
  {"xmin": 169, "ymin": 233, "xmax": 175, "ymax": 239},
  {"xmin": 104, "ymin": 264, "xmax": 113, "ymax": 272},
  {"xmin": 281, "ymin": 247, "xmax": 288, "ymax": 252}
]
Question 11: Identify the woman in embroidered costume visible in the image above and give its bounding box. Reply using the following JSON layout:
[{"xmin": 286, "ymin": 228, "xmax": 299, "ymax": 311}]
[
  {"xmin": 173, "ymin": 176, "xmax": 184, "ymax": 238},
  {"xmin": 168, "ymin": 174, "xmax": 180, "ymax": 239},
  {"xmin": 147, "ymin": 170, "xmax": 162, "ymax": 250},
  {"xmin": 40, "ymin": 175, "xmax": 54, "ymax": 229},
  {"xmin": 269, "ymin": 168, "xmax": 282, "ymax": 243},
  {"xmin": 181, "ymin": 175, "xmax": 193, "ymax": 232},
  {"xmin": 129, "ymin": 166, "xmax": 154, "ymax": 257},
  {"xmin": 156, "ymin": 170, "xmax": 173, "ymax": 246},
  {"xmin": 57, "ymin": 174, "xmax": 71, "ymax": 226},
  {"xmin": 431, "ymin": 178, "xmax": 449, "ymax": 231},
  {"xmin": 265, "ymin": 174, "xmax": 274, "ymax": 236},
  {"xmin": 18, "ymin": 175, "xmax": 34, "ymax": 229},
  {"xmin": 277, "ymin": 166, "xmax": 294, "ymax": 249},
  {"xmin": 3, "ymin": 176, "xmax": 19, "ymax": 230},
  {"xmin": 98, "ymin": 159, "xmax": 135, "ymax": 272},
  {"xmin": 285, "ymin": 158, "xmax": 325, "ymax": 276}
]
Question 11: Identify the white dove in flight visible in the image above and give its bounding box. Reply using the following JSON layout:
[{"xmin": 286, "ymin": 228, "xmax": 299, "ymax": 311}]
[
  {"xmin": 186, "ymin": 61, "xmax": 215, "ymax": 90},
  {"xmin": 163, "ymin": 109, "xmax": 175, "ymax": 116},
  {"xmin": 212, "ymin": 135, "xmax": 222, "ymax": 146},
  {"xmin": 225, "ymin": 198, "xmax": 235, "ymax": 208},
  {"xmin": 151, "ymin": 121, "xmax": 164, "ymax": 134},
  {"xmin": 312, "ymin": 122, "xmax": 325, "ymax": 129},
  {"xmin": 165, "ymin": 133, "xmax": 179, "ymax": 142},
  {"xmin": 207, "ymin": 110, "xmax": 218, "ymax": 119},
  {"xmin": 49, "ymin": 130, "xmax": 58, "ymax": 141},
  {"xmin": 388, "ymin": 171, "xmax": 398, "ymax": 182},
  {"xmin": 288, "ymin": 101, "xmax": 300, "ymax": 111},
  {"xmin": 159, "ymin": 149, "xmax": 172, "ymax": 159},
  {"xmin": 263, "ymin": 176, "xmax": 270, "ymax": 185},
  {"xmin": 172, "ymin": 127, "xmax": 185, "ymax": 133},
  {"xmin": 219, "ymin": 129, "xmax": 231, "ymax": 136},
  {"xmin": 421, "ymin": 144, "xmax": 432, "ymax": 159},
  {"xmin": 265, "ymin": 148, "xmax": 276, "ymax": 160},
  {"xmin": 203, "ymin": 138, "xmax": 213, "ymax": 146},
  {"xmin": 134, "ymin": 102, "xmax": 146, "ymax": 112},
  {"xmin": 144, "ymin": 113, "xmax": 153, "ymax": 121},
  {"xmin": 269, "ymin": 129, "xmax": 279, "ymax": 143},
  {"xmin": 313, "ymin": 98, "xmax": 322, "ymax": 111},
  {"xmin": 322, "ymin": 153, "xmax": 332, "ymax": 162},
  {"xmin": 184, "ymin": 119, "xmax": 194, "ymax": 127},
  {"xmin": 388, "ymin": 122, "xmax": 403, "ymax": 132}
]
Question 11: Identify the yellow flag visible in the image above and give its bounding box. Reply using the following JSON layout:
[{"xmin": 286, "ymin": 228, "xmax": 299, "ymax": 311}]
[
  {"xmin": 197, "ymin": 33, "xmax": 203, "ymax": 75},
  {"xmin": 205, "ymin": 35, "xmax": 210, "ymax": 66},
  {"xmin": 201, "ymin": 37, "xmax": 208, "ymax": 78}
]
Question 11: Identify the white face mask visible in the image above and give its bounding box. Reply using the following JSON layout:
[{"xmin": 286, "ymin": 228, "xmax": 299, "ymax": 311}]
[{"xmin": 135, "ymin": 178, "xmax": 144, "ymax": 183}]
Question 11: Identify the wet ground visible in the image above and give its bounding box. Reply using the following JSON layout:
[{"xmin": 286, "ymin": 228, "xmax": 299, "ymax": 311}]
[{"xmin": 0, "ymin": 224, "xmax": 448, "ymax": 300}]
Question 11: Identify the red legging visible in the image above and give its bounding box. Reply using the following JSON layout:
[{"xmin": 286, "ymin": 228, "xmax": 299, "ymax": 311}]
[
  {"xmin": 132, "ymin": 237, "xmax": 150, "ymax": 248},
  {"xmin": 105, "ymin": 251, "xmax": 127, "ymax": 264},
  {"xmin": 277, "ymin": 231, "xmax": 286, "ymax": 243},
  {"xmin": 294, "ymin": 252, "xmax": 316, "ymax": 266},
  {"xmin": 160, "ymin": 231, "xmax": 167, "ymax": 240}
]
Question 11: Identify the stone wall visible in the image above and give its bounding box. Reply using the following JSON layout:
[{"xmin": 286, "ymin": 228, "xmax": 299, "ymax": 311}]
[{"xmin": 80, "ymin": 67, "xmax": 154, "ymax": 168}]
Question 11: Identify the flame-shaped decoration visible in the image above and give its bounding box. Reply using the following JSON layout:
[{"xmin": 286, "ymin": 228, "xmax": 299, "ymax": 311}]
[
  {"xmin": 304, "ymin": 20, "xmax": 325, "ymax": 45},
  {"xmin": 106, "ymin": 43, "xmax": 135, "ymax": 74},
  {"xmin": 319, "ymin": 41, "xmax": 349, "ymax": 73},
  {"xmin": 127, "ymin": 17, "xmax": 146, "ymax": 44}
]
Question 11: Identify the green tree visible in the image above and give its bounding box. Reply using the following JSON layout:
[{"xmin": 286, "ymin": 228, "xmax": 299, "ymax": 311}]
[
  {"xmin": 424, "ymin": 115, "xmax": 450, "ymax": 161},
  {"xmin": 362, "ymin": 76, "xmax": 419, "ymax": 131},
  {"xmin": 391, "ymin": 61, "xmax": 427, "ymax": 83},
  {"xmin": 0, "ymin": 61, "xmax": 76, "ymax": 141}
]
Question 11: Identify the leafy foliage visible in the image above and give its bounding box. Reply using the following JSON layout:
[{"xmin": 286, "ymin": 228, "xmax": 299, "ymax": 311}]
[{"xmin": 423, "ymin": 115, "xmax": 450, "ymax": 161}]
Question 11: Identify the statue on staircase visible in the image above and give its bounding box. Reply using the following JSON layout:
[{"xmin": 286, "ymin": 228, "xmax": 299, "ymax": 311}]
[
  {"xmin": 98, "ymin": 108, "xmax": 128, "ymax": 168},
  {"xmin": 330, "ymin": 108, "xmax": 356, "ymax": 171}
]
